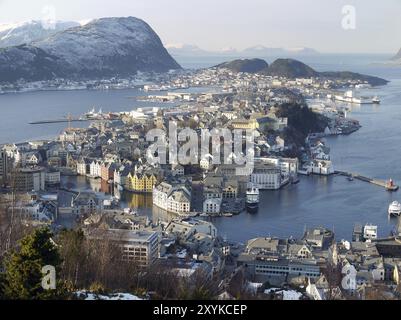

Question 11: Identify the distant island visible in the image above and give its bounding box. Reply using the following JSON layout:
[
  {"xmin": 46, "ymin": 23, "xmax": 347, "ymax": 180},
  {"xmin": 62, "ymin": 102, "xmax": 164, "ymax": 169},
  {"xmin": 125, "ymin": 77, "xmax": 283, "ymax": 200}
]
[
  {"xmin": 166, "ymin": 44, "xmax": 319, "ymax": 57},
  {"xmin": 215, "ymin": 58, "xmax": 389, "ymax": 87}
]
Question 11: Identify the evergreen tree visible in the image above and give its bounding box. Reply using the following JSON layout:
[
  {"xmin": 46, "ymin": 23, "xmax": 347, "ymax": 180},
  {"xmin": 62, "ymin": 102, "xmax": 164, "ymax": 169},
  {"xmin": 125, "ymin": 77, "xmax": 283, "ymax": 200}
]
[{"xmin": 2, "ymin": 227, "xmax": 63, "ymax": 300}]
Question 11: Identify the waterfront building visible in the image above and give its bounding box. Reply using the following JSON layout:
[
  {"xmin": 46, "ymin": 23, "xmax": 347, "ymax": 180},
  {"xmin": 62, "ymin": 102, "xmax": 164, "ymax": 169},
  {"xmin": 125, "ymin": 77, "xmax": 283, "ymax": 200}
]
[
  {"xmin": 256, "ymin": 157, "xmax": 299, "ymax": 177},
  {"xmin": 89, "ymin": 160, "xmax": 103, "ymax": 178},
  {"xmin": 153, "ymin": 182, "xmax": 191, "ymax": 215},
  {"xmin": 250, "ymin": 163, "xmax": 282, "ymax": 190},
  {"xmin": 203, "ymin": 197, "xmax": 222, "ymax": 214},
  {"xmin": 309, "ymin": 160, "xmax": 334, "ymax": 176},
  {"xmin": 77, "ymin": 158, "xmax": 91, "ymax": 176},
  {"xmin": 113, "ymin": 164, "xmax": 131, "ymax": 187},
  {"xmin": 302, "ymin": 227, "xmax": 335, "ymax": 250},
  {"xmin": 222, "ymin": 180, "xmax": 238, "ymax": 199},
  {"xmin": 126, "ymin": 172, "xmax": 157, "ymax": 193},
  {"xmin": 101, "ymin": 162, "xmax": 117, "ymax": 182}
]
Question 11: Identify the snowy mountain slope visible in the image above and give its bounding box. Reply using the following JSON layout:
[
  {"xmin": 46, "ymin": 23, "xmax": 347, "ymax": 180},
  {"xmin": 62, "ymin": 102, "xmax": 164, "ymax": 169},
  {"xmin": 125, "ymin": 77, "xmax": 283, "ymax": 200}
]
[
  {"xmin": 0, "ymin": 17, "xmax": 181, "ymax": 83},
  {"xmin": 0, "ymin": 20, "xmax": 79, "ymax": 48}
]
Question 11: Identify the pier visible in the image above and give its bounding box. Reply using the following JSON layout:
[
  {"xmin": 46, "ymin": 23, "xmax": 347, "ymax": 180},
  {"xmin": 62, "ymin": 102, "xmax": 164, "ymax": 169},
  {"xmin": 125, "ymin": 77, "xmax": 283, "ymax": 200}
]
[
  {"xmin": 29, "ymin": 116, "xmax": 118, "ymax": 125},
  {"xmin": 29, "ymin": 119, "xmax": 88, "ymax": 125},
  {"xmin": 335, "ymin": 171, "xmax": 399, "ymax": 192}
]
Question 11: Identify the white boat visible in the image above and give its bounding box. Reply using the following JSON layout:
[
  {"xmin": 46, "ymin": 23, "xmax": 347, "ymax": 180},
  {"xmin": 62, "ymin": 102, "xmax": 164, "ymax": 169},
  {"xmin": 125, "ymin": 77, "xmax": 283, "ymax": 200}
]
[
  {"xmin": 246, "ymin": 186, "xmax": 260, "ymax": 213},
  {"xmin": 363, "ymin": 224, "xmax": 378, "ymax": 241},
  {"xmin": 388, "ymin": 201, "xmax": 401, "ymax": 216},
  {"xmin": 372, "ymin": 96, "xmax": 381, "ymax": 104},
  {"xmin": 335, "ymin": 91, "xmax": 377, "ymax": 105}
]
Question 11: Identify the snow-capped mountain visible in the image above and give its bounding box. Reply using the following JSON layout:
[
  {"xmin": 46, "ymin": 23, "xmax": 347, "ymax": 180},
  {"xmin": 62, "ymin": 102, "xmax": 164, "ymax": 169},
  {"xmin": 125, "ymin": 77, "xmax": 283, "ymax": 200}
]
[
  {"xmin": 0, "ymin": 20, "xmax": 79, "ymax": 48},
  {"xmin": 0, "ymin": 17, "xmax": 181, "ymax": 83}
]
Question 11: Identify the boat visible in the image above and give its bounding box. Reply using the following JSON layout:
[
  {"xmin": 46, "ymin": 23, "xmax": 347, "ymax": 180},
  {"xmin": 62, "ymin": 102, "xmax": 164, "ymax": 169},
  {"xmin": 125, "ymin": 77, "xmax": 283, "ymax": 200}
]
[
  {"xmin": 334, "ymin": 91, "xmax": 378, "ymax": 105},
  {"xmin": 372, "ymin": 96, "xmax": 381, "ymax": 104},
  {"xmin": 84, "ymin": 107, "xmax": 104, "ymax": 120},
  {"xmin": 348, "ymin": 176, "xmax": 354, "ymax": 182},
  {"xmin": 223, "ymin": 213, "xmax": 234, "ymax": 217},
  {"xmin": 388, "ymin": 201, "xmax": 401, "ymax": 217},
  {"xmin": 246, "ymin": 186, "xmax": 260, "ymax": 213}
]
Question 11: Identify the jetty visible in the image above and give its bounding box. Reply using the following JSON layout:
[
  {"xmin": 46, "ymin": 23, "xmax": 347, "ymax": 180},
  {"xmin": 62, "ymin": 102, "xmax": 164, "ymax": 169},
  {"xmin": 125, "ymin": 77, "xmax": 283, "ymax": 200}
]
[
  {"xmin": 29, "ymin": 118, "xmax": 87, "ymax": 125},
  {"xmin": 335, "ymin": 171, "xmax": 399, "ymax": 192}
]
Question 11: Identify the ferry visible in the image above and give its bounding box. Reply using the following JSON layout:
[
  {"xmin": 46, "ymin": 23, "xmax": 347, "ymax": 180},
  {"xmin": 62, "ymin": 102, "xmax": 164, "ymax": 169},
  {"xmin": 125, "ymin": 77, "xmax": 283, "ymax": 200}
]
[
  {"xmin": 388, "ymin": 201, "xmax": 401, "ymax": 217},
  {"xmin": 334, "ymin": 91, "xmax": 378, "ymax": 105},
  {"xmin": 84, "ymin": 107, "xmax": 103, "ymax": 120},
  {"xmin": 246, "ymin": 186, "xmax": 260, "ymax": 213}
]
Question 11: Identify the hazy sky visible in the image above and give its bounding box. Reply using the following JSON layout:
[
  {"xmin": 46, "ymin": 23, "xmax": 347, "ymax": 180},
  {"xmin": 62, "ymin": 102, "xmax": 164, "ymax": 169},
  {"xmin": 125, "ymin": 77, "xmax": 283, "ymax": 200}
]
[{"xmin": 0, "ymin": 0, "xmax": 400, "ymax": 53}]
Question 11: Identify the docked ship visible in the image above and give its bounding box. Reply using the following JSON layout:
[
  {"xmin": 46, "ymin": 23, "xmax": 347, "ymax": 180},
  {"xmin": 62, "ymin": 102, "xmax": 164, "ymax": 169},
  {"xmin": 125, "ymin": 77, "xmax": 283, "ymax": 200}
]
[
  {"xmin": 246, "ymin": 186, "xmax": 260, "ymax": 213},
  {"xmin": 84, "ymin": 107, "xmax": 103, "ymax": 120},
  {"xmin": 334, "ymin": 91, "xmax": 380, "ymax": 105},
  {"xmin": 388, "ymin": 201, "xmax": 401, "ymax": 217}
]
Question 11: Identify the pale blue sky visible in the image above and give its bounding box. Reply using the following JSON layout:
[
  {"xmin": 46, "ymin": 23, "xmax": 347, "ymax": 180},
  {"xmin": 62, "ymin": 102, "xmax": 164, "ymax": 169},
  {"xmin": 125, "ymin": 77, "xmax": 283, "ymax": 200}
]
[{"xmin": 0, "ymin": 0, "xmax": 400, "ymax": 53}]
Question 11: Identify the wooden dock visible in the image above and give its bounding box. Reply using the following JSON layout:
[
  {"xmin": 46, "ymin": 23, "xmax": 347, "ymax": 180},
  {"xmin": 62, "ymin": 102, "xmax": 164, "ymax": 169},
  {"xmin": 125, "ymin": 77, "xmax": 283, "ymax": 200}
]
[{"xmin": 335, "ymin": 171, "xmax": 399, "ymax": 192}]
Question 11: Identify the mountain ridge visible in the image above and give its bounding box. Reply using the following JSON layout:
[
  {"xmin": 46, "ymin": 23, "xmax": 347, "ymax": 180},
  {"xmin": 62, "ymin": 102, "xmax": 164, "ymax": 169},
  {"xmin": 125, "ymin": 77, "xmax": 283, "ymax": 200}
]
[
  {"xmin": 0, "ymin": 20, "xmax": 80, "ymax": 48},
  {"xmin": 0, "ymin": 17, "xmax": 181, "ymax": 84}
]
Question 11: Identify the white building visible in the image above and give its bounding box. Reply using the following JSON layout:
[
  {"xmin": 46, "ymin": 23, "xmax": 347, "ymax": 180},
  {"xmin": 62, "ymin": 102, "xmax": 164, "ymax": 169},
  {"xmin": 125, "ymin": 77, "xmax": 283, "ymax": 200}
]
[
  {"xmin": 203, "ymin": 197, "xmax": 222, "ymax": 214},
  {"xmin": 77, "ymin": 159, "xmax": 88, "ymax": 176},
  {"xmin": 309, "ymin": 160, "xmax": 334, "ymax": 176},
  {"xmin": 200, "ymin": 154, "xmax": 214, "ymax": 171},
  {"xmin": 153, "ymin": 182, "xmax": 191, "ymax": 215},
  {"xmin": 250, "ymin": 164, "xmax": 282, "ymax": 190},
  {"xmin": 89, "ymin": 160, "xmax": 102, "ymax": 178}
]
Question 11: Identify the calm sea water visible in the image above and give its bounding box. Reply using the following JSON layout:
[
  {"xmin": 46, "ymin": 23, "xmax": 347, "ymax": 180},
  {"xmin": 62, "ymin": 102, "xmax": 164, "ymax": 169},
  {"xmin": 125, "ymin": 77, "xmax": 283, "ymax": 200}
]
[{"xmin": 2, "ymin": 54, "xmax": 401, "ymax": 243}]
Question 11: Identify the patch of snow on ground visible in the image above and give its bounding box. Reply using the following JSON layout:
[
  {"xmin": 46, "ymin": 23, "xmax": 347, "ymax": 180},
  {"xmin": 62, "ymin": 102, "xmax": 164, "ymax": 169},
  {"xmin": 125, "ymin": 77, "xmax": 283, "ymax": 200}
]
[
  {"xmin": 76, "ymin": 291, "xmax": 143, "ymax": 300},
  {"xmin": 264, "ymin": 288, "xmax": 303, "ymax": 300}
]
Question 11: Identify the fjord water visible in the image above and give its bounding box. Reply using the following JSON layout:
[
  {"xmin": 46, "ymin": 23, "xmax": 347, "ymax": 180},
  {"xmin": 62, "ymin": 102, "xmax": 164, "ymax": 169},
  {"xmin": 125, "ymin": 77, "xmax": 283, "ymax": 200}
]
[{"xmin": 2, "ymin": 54, "xmax": 401, "ymax": 243}]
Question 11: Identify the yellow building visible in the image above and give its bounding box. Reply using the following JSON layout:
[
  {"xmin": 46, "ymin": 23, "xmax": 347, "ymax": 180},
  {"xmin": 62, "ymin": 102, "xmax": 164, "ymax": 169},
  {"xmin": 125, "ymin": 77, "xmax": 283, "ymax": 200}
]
[
  {"xmin": 126, "ymin": 172, "xmax": 157, "ymax": 193},
  {"xmin": 231, "ymin": 119, "xmax": 259, "ymax": 130}
]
